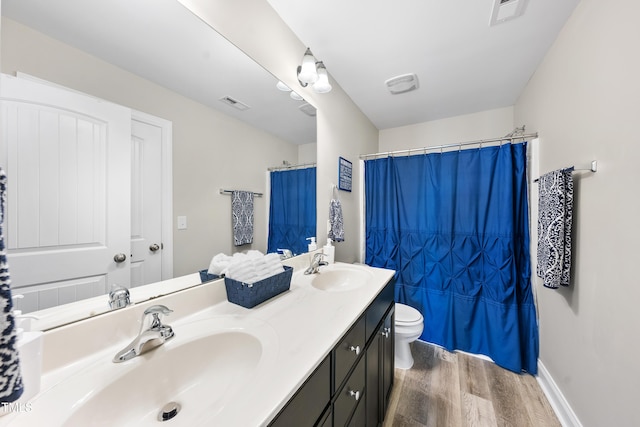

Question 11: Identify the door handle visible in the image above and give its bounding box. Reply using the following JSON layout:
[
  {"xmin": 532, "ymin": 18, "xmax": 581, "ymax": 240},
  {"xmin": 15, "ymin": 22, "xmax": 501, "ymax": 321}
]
[
  {"xmin": 149, "ymin": 243, "xmax": 160, "ymax": 252},
  {"xmin": 113, "ymin": 253, "xmax": 127, "ymax": 263}
]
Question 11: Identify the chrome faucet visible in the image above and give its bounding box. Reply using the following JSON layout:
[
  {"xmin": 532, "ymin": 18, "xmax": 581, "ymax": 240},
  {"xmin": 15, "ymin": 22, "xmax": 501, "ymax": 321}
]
[
  {"xmin": 108, "ymin": 284, "xmax": 130, "ymax": 310},
  {"xmin": 304, "ymin": 253, "xmax": 328, "ymax": 275},
  {"xmin": 278, "ymin": 248, "xmax": 294, "ymax": 260},
  {"xmin": 113, "ymin": 305, "xmax": 174, "ymax": 363}
]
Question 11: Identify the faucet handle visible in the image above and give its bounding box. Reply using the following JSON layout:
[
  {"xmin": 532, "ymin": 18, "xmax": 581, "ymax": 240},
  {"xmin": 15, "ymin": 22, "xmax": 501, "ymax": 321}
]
[
  {"xmin": 144, "ymin": 305, "xmax": 173, "ymax": 317},
  {"xmin": 108, "ymin": 285, "xmax": 130, "ymax": 310},
  {"xmin": 312, "ymin": 252, "xmax": 327, "ymax": 261},
  {"xmin": 142, "ymin": 305, "xmax": 173, "ymax": 332}
]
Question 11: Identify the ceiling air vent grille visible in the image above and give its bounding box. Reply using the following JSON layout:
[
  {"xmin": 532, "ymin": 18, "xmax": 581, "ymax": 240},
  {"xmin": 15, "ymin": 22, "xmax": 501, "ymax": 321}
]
[
  {"xmin": 299, "ymin": 103, "xmax": 317, "ymax": 117},
  {"xmin": 219, "ymin": 96, "xmax": 250, "ymax": 111},
  {"xmin": 385, "ymin": 73, "xmax": 419, "ymax": 95},
  {"xmin": 490, "ymin": 0, "xmax": 529, "ymax": 26}
]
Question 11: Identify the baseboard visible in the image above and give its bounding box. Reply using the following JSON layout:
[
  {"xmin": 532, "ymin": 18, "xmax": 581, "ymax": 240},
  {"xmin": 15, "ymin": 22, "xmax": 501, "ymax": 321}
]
[{"xmin": 536, "ymin": 360, "xmax": 583, "ymax": 427}]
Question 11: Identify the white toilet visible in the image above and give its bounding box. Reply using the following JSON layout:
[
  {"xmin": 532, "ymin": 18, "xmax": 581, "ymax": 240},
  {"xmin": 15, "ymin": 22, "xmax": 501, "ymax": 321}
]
[{"xmin": 394, "ymin": 303, "xmax": 424, "ymax": 369}]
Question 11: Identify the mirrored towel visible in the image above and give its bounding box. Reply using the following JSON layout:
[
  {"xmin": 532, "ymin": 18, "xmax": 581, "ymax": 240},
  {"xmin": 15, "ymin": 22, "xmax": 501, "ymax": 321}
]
[
  {"xmin": 232, "ymin": 191, "xmax": 254, "ymax": 246},
  {"xmin": 329, "ymin": 199, "xmax": 345, "ymax": 242},
  {"xmin": 0, "ymin": 168, "xmax": 24, "ymax": 403},
  {"xmin": 537, "ymin": 169, "xmax": 574, "ymax": 288}
]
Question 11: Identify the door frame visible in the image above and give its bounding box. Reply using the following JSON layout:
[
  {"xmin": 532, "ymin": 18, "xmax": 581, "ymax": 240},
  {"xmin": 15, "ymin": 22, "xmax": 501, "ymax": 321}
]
[{"xmin": 131, "ymin": 109, "xmax": 173, "ymax": 280}]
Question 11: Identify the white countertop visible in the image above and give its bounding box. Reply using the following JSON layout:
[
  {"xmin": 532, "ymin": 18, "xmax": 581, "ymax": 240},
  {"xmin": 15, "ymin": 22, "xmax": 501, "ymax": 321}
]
[{"xmin": 1, "ymin": 261, "xmax": 394, "ymax": 426}]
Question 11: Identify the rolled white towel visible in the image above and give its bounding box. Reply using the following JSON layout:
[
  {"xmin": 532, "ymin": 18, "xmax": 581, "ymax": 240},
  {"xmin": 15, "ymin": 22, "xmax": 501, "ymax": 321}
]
[
  {"xmin": 208, "ymin": 253, "xmax": 232, "ymax": 275},
  {"xmin": 226, "ymin": 264, "xmax": 254, "ymax": 279},
  {"xmin": 225, "ymin": 251, "xmax": 284, "ymax": 284},
  {"xmin": 254, "ymin": 266, "xmax": 285, "ymax": 282}
]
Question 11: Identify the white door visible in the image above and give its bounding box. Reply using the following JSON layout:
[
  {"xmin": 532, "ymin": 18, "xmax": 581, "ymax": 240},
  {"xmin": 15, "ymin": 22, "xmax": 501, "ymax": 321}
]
[
  {"xmin": 0, "ymin": 74, "xmax": 131, "ymax": 312},
  {"xmin": 130, "ymin": 118, "xmax": 163, "ymax": 287}
]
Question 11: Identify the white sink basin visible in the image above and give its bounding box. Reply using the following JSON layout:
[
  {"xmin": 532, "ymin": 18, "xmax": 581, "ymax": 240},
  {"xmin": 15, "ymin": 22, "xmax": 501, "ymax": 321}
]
[
  {"xmin": 11, "ymin": 316, "xmax": 277, "ymax": 426},
  {"xmin": 300, "ymin": 263, "xmax": 375, "ymax": 292}
]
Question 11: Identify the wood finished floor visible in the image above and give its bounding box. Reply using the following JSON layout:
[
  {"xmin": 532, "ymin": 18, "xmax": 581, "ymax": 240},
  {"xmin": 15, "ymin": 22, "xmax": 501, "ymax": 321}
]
[{"xmin": 383, "ymin": 341, "xmax": 561, "ymax": 427}]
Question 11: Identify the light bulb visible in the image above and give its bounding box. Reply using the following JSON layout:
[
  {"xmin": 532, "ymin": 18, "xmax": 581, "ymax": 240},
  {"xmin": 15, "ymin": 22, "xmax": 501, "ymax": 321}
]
[
  {"xmin": 297, "ymin": 48, "xmax": 319, "ymax": 85},
  {"xmin": 276, "ymin": 81, "xmax": 291, "ymax": 92},
  {"xmin": 290, "ymin": 91, "xmax": 304, "ymax": 101},
  {"xmin": 312, "ymin": 62, "xmax": 332, "ymax": 93}
]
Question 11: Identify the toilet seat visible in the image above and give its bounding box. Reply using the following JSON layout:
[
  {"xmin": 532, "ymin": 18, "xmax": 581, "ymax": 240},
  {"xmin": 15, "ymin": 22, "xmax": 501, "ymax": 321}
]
[{"xmin": 395, "ymin": 303, "xmax": 423, "ymax": 326}]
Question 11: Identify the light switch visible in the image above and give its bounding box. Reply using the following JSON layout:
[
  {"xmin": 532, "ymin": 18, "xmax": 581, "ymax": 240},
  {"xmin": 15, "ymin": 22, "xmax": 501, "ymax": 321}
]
[{"xmin": 177, "ymin": 216, "xmax": 187, "ymax": 230}]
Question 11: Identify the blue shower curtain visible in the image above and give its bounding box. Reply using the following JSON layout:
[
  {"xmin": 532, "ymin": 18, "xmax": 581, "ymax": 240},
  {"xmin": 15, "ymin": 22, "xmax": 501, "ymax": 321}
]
[
  {"xmin": 268, "ymin": 167, "xmax": 316, "ymax": 256},
  {"xmin": 365, "ymin": 143, "xmax": 538, "ymax": 374}
]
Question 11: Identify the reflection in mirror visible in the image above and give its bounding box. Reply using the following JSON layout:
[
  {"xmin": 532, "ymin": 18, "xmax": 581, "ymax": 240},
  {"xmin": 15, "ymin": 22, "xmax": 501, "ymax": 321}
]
[
  {"xmin": 0, "ymin": 0, "xmax": 317, "ymax": 330},
  {"xmin": 267, "ymin": 164, "xmax": 317, "ymax": 257}
]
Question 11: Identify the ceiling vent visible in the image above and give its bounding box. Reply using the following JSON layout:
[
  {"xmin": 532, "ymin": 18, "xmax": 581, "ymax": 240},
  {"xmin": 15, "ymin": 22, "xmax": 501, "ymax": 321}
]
[
  {"xmin": 385, "ymin": 73, "xmax": 419, "ymax": 95},
  {"xmin": 219, "ymin": 96, "xmax": 250, "ymax": 111},
  {"xmin": 489, "ymin": 0, "xmax": 529, "ymax": 26},
  {"xmin": 299, "ymin": 103, "xmax": 317, "ymax": 117}
]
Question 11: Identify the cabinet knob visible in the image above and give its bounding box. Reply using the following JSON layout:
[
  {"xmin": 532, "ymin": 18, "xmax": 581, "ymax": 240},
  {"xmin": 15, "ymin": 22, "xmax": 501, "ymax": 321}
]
[
  {"xmin": 381, "ymin": 327, "xmax": 391, "ymax": 338},
  {"xmin": 349, "ymin": 389, "xmax": 361, "ymax": 401},
  {"xmin": 349, "ymin": 345, "xmax": 361, "ymax": 356}
]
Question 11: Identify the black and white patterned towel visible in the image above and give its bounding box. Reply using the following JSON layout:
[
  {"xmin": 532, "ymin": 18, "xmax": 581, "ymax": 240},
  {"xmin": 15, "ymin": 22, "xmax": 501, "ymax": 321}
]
[
  {"xmin": 328, "ymin": 199, "xmax": 344, "ymax": 242},
  {"xmin": 537, "ymin": 169, "xmax": 574, "ymax": 288},
  {"xmin": 0, "ymin": 168, "xmax": 23, "ymax": 404},
  {"xmin": 232, "ymin": 191, "xmax": 254, "ymax": 246}
]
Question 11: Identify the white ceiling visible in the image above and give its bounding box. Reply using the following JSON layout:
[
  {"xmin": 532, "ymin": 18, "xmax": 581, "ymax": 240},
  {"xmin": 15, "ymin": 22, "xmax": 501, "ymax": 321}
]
[
  {"xmin": 267, "ymin": 0, "xmax": 581, "ymax": 130},
  {"xmin": 2, "ymin": 0, "xmax": 317, "ymax": 145},
  {"xmin": 2, "ymin": 0, "xmax": 581, "ymax": 138}
]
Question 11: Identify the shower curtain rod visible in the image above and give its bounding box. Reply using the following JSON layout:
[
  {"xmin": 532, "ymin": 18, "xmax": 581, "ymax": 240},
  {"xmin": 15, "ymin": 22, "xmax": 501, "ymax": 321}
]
[
  {"xmin": 268, "ymin": 162, "xmax": 316, "ymax": 172},
  {"xmin": 359, "ymin": 132, "xmax": 538, "ymax": 160}
]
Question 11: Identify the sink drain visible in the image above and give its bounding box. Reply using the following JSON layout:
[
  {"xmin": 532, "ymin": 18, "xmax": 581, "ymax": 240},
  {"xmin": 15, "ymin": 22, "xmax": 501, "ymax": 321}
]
[{"xmin": 158, "ymin": 402, "xmax": 181, "ymax": 422}]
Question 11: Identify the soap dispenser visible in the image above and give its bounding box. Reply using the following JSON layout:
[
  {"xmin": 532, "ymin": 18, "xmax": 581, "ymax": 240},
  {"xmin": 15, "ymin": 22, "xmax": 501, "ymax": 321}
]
[
  {"xmin": 306, "ymin": 237, "xmax": 317, "ymax": 252},
  {"xmin": 323, "ymin": 239, "xmax": 335, "ymax": 264}
]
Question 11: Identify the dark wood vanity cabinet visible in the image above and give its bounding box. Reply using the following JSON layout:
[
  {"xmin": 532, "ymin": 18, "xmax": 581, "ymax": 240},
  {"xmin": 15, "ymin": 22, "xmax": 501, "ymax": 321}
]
[
  {"xmin": 269, "ymin": 279, "xmax": 394, "ymax": 427},
  {"xmin": 269, "ymin": 355, "xmax": 331, "ymax": 427},
  {"xmin": 366, "ymin": 306, "xmax": 394, "ymax": 426}
]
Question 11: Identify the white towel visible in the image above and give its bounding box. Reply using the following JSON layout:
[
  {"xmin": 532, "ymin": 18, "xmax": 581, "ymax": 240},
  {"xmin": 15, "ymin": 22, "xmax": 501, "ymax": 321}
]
[
  {"xmin": 225, "ymin": 252, "xmax": 284, "ymax": 284},
  {"xmin": 208, "ymin": 253, "xmax": 232, "ymax": 275}
]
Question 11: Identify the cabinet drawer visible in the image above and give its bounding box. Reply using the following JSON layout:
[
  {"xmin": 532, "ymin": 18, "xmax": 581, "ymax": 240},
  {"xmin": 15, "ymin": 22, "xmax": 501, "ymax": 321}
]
[
  {"xmin": 334, "ymin": 356, "xmax": 365, "ymax": 427},
  {"xmin": 334, "ymin": 314, "xmax": 366, "ymax": 391},
  {"xmin": 365, "ymin": 279, "xmax": 394, "ymax": 342},
  {"xmin": 269, "ymin": 355, "xmax": 331, "ymax": 427}
]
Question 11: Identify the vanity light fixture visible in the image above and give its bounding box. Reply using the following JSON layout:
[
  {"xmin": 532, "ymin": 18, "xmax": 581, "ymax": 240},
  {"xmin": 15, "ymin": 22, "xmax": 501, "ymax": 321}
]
[
  {"xmin": 290, "ymin": 91, "xmax": 304, "ymax": 101},
  {"xmin": 297, "ymin": 48, "xmax": 332, "ymax": 93},
  {"xmin": 276, "ymin": 81, "xmax": 291, "ymax": 92},
  {"xmin": 312, "ymin": 62, "xmax": 332, "ymax": 93}
]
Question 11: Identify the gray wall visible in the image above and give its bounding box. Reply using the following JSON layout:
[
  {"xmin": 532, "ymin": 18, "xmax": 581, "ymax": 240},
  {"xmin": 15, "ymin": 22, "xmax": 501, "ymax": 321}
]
[
  {"xmin": 515, "ymin": 0, "xmax": 640, "ymax": 425},
  {"xmin": 1, "ymin": 17, "xmax": 299, "ymax": 277},
  {"xmin": 178, "ymin": 0, "xmax": 380, "ymax": 264}
]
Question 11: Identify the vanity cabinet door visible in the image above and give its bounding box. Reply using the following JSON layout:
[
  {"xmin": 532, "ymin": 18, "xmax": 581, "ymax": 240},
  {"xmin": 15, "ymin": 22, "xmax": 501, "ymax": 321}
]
[
  {"xmin": 333, "ymin": 356, "xmax": 365, "ymax": 426},
  {"xmin": 334, "ymin": 315, "xmax": 366, "ymax": 393},
  {"xmin": 365, "ymin": 330, "xmax": 381, "ymax": 426},
  {"xmin": 269, "ymin": 355, "xmax": 331, "ymax": 427},
  {"xmin": 365, "ymin": 303, "xmax": 395, "ymax": 426},
  {"xmin": 381, "ymin": 306, "xmax": 395, "ymax": 417}
]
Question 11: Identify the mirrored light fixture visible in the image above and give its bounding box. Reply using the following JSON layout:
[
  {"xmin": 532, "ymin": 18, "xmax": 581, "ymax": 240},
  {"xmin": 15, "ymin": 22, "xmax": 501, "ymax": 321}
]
[
  {"xmin": 289, "ymin": 91, "xmax": 304, "ymax": 101},
  {"xmin": 297, "ymin": 47, "xmax": 332, "ymax": 93},
  {"xmin": 276, "ymin": 81, "xmax": 291, "ymax": 92}
]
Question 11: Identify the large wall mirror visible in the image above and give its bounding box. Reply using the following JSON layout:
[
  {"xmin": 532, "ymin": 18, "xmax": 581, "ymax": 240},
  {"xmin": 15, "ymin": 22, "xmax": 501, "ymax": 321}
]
[{"xmin": 0, "ymin": 0, "xmax": 317, "ymax": 329}]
